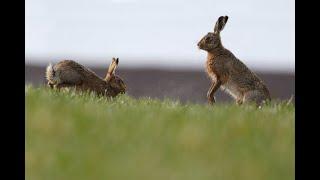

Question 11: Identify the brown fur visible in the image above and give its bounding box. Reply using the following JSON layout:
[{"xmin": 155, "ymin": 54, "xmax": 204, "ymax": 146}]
[
  {"xmin": 46, "ymin": 58, "xmax": 126, "ymax": 97},
  {"xmin": 198, "ymin": 16, "xmax": 271, "ymax": 106}
]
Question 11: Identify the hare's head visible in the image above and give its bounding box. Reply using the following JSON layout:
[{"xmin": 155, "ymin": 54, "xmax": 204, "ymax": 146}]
[
  {"xmin": 198, "ymin": 16, "xmax": 228, "ymax": 51},
  {"xmin": 104, "ymin": 58, "xmax": 126, "ymax": 97}
]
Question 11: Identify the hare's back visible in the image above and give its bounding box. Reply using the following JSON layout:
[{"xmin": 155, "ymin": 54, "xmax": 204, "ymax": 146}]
[
  {"xmin": 55, "ymin": 60, "xmax": 86, "ymax": 71},
  {"xmin": 54, "ymin": 60, "xmax": 92, "ymax": 84},
  {"xmin": 229, "ymin": 58, "xmax": 266, "ymax": 90}
]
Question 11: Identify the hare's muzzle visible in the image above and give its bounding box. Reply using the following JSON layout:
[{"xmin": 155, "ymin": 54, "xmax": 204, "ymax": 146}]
[
  {"xmin": 197, "ymin": 41, "xmax": 204, "ymax": 49},
  {"xmin": 197, "ymin": 42, "xmax": 203, "ymax": 49}
]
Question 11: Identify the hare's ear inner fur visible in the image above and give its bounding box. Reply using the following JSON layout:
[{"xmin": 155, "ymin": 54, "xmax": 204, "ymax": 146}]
[
  {"xmin": 112, "ymin": 58, "xmax": 118, "ymax": 73},
  {"xmin": 214, "ymin": 16, "xmax": 228, "ymax": 34},
  {"xmin": 105, "ymin": 58, "xmax": 118, "ymax": 82}
]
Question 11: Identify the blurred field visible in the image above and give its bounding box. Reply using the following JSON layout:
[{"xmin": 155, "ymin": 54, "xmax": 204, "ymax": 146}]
[
  {"xmin": 25, "ymin": 64, "xmax": 295, "ymax": 104},
  {"xmin": 26, "ymin": 86, "xmax": 294, "ymax": 180}
]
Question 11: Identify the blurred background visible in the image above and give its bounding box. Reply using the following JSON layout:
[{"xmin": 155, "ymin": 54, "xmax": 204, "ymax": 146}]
[{"xmin": 25, "ymin": 0, "xmax": 295, "ymax": 103}]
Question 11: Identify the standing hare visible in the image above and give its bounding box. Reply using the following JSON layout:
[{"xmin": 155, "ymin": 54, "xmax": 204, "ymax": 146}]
[
  {"xmin": 198, "ymin": 16, "xmax": 271, "ymax": 106},
  {"xmin": 45, "ymin": 58, "xmax": 126, "ymax": 97}
]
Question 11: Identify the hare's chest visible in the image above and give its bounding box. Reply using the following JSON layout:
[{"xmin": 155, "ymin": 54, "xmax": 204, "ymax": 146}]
[
  {"xmin": 206, "ymin": 62, "xmax": 215, "ymax": 80},
  {"xmin": 206, "ymin": 58, "xmax": 221, "ymax": 81}
]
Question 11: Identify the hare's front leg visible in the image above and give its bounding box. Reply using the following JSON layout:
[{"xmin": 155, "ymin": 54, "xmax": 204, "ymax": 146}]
[{"xmin": 207, "ymin": 80, "xmax": 221, "ymax": 105}]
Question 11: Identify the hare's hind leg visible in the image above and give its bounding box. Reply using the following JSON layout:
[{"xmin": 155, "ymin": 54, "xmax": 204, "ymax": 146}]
[
  {"xmin": 243, "ymin": 90, "xmax": 265, "ymax": 107},
  {"xmin": 55, "ymin": 83, "xmax": 76, "ymax": 92},
  {"xmin": 236, "ymin": 95, "xmax": 244, "ymax": 105},
  {"xmin": 47, "ymin": 82, "xmax": 54, "ymax": 89}
]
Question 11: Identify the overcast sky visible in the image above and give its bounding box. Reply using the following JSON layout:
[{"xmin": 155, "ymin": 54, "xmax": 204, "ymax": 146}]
[{"xmin": 25, "ymin": 0, "xmax": 294, "ymax": 72}]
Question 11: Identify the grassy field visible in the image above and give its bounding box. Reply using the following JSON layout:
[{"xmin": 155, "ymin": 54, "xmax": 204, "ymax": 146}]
[{"xmin": 26, "ymin": 86, "xmax": 294, "ymax": 180}]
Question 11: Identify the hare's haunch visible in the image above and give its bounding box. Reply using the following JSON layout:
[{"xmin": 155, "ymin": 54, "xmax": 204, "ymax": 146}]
[
  {"xmin": 46, "ymin": 58, "xmax": 126, "ymax": 97},
  {"xmin": 198, "ymin": 16, "xmax": 271, "ymax": 106}
]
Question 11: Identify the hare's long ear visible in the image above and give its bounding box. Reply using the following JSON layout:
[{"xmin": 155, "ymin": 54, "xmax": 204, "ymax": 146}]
[
  {"xmin": 213, "ymin": 16, "xmax": 228, "ymax": 34},
  {"xmin": 105, "ymin": 57, "xmax": 119, "ymax": 82}
]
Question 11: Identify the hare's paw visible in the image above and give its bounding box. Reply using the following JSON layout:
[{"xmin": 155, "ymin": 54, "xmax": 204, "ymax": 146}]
[
  {"xmin": 47, "ymin": 82, "xmax": 54, "ymax": 89},
  {"xmin": 207, "ymin": 91, "xmax": 216, "ymax": 105},
  {"xmin": 236, "ymin": 98, "xmax": 243, "ymax": 105},
  {"xmin": 207, "ymin": 96, "xmax": 216, "ymax": 105}
]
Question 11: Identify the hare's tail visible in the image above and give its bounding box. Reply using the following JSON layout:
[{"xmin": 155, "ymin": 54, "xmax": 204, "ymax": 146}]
[{"xmin": 46, "ymin": 63, "xmax": 59, "ymax": 84}]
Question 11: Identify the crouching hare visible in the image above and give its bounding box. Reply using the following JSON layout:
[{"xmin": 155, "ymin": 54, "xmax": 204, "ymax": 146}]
[
  {"xmin": 198, "ymin": 16, "xmax": 271, "ymax": 106},
  {"xmin": 45, "ymin": 58, "xmax": 126, "ymax": 97}
]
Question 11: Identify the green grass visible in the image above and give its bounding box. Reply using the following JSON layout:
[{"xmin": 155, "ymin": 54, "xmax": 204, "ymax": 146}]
[{"xmin": 26, "ymin": 86, "xmax": 294, "ymax": 180}]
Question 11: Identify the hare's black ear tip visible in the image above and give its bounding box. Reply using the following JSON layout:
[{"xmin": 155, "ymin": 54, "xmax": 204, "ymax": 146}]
[
  {"xmin": 225, "ymin": 16, "xmax": 228, "ymax": 19},
  {"xmin": 112, "ymin": 57, "xmax": 119, "ymax": 64}
]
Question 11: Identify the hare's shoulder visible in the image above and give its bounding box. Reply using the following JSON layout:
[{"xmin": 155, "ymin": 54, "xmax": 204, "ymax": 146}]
[
  {"xmin": 206, "ymin": 54, "xmax": 230, "ymax": 82},
  {"xmin": 229, "ymin": 58, "xmax": 251, "ymax": 72},
  {"xmin": 206, "ymin": 51, "xmax": 235, "ymax": 69}
]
